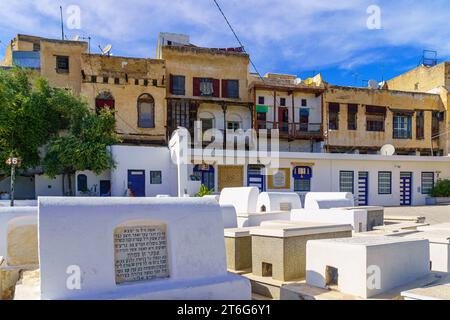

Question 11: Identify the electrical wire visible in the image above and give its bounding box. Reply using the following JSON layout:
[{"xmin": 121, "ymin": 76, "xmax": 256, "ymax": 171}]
[{"xmin": 212, "ymin": 0, "xmax": 264, "ymax": 81}]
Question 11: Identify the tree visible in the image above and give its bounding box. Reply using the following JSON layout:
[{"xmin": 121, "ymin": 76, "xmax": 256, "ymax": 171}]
[
  {"xmin": 43, "ymin": 107, "xmax": 120, "ymax": 196},
  {"xmin": 0, "ymin": 68, "xmax": 76, "ymax": 205}
]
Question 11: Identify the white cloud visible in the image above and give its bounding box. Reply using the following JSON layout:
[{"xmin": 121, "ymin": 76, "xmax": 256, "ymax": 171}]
[{"xmin": 1, "ymin": 0, "xmax": 450, "ymax": 76}]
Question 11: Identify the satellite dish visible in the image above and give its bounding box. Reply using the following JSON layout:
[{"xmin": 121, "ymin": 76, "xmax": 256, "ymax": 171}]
[
  {"xmin": 72, "ymin": 35, "xmax": 80, "ymax": 41},
  {"xmin": 368, "ymin": 79, "xmax": 379, "ymax": 89},
  {"xmin": 101, "ymin": 44, "xmax": 113, "ymax": 56},
  {"xmin": 380, "ymin": 144, "xmax": 396, "ymax": 156}
]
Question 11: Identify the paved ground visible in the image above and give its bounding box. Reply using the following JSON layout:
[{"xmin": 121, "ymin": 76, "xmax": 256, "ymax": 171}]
[{"xmin": 385, "ymin": 205, "xmax": 450, "ymax": 225}]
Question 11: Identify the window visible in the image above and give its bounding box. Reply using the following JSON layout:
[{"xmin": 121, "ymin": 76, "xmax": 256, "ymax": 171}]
[
  {"xmin": 378, "ymin": 172, "xmax": 392, "ymax": 195},
  {"xmin": 56, "ymin": 56, "xmax": 69, "ymax": 73},
  {"xmin": 77, "ymin": 174, "xmax": 88, "ymax": 192},
  {"xmin": 33, "ymin": 43, "xmax": 40, "ymax": 52},
  {"xmin": 137, "ymin": 94, "xmax": 155, "ymax": 128},
  {"xmin": 170, "ymin": 75, "xmax": 185, "ymax": 95},
  {"xmin": 200, "ymin": 118, "xmax": 214, "ymax": 133},
  {"xmin": 416, "ymin": 111, "xmax": 425, "ymax": 140},
  {"xmin": 103, "ymin": 76, "xmax": 109, "ymax": 84},
  {"xmin": 169, "ymin": 100, "xmax": 191, "ymax": 128},
  {"xmin": 227, "ymin": 121, "xmax": 240, "ymax": 130},
  {"xmin": 152, "ymin": 79, "xmax": 157, "ymax": 86},
  {"xmin": 193, "ymin": 78, "xmax": 219, "ymax": 97},
  {"xmin": 114, "ymin": 78, "xmax": 120, "ymax": 85},
  {"xmin": 257, "ymin": 112, "xmax": 267, "ymax": 129},
  {"xmin": 339, "ymin": 171, "xmax": 354, "ymax": 193},
  {"xmin": 91, "ymin": 75, "xmax": 97, "ymax": 83},
  {"xmin": 143, "ymin": 79, "xmax": 148, "ymax": 86},
  {"xmin": 347, "ymin": 104, "xmax": 358, "ymax": 131},
  {"xmin": 329, "ymin": 103, "xmax": 340, "ymax": 130},
  {"xmin": 280, "ymin": 97, "xmax": 286, "ymax": 107},
  {"xmin": 301, "ymin": 99, "xmax": 307, "ymax": 107},
  {"xmin": 366, "ymin": 106, "xmax": 386, "ymax": 132},
  {"xmin": 421, "ymin": 172, "xmax": 434, "ymax": 195},
  {"xmin": 393, "ymin": 114, "xmax": 412, "ymax": 139},
  {"xmin": 366, "ymin": 115, "xmax": 385, "ymax": 132},
  {"xmin": 258, "ymin": 96, "xmax": 265, "ymax": 105},
  {"xmin": 95, "ymin": 92, "xmax": 115, "ymax": 113},
  {"xmin": 294, "ymin": 178, "xmax": 311, "ymax": 192},
  {"xmin": 299, "ymin": 109, "xmax": 309, "ymax": 132},
  {"xmin": 222, "ymin": 80, "xmax": 239, "ymax": 99},
  {"xmin": 150, "ymin": 171, "xmax": 162, "ymax": 184},
  {"xmin": 135, "ymin": 79, "xmax": 140, "ymax": 85}
]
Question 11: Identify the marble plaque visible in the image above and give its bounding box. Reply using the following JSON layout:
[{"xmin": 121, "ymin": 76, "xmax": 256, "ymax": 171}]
[{"xmin": 114, "ymin": 224, "xmax": 169, "ymax": 284}]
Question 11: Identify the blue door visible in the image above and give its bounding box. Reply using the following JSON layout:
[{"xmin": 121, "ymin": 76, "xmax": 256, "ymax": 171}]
[
  {"xmin": 193, "ymin": 165, "xmax": 215, "ymax": 191},
  {"xmin": 128, "ymin": 170, "xmax": 146, "ymax": 197},
  {"xmin": 248, "ymin": 175, "xmax": 265, "ymax": 191},
  {"xmin": 358, "ymin": 172, "xmax": 369, "ymax": 206},
  {"xmin": 247, "ymin": 165, "xmax": 265, "ymax": 191},
  {"xmin": 400, "ymin": 172, "xmax": 413, "ymax": 206}
]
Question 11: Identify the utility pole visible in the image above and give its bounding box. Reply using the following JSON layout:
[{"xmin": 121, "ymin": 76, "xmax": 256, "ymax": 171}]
[
  {"xmin": 60, "ymin": 6, "xmax": 65, "ymax": 41},
  {"xmin": 6, "ymin": 156, "xmax": 21, "ymax": 207}
]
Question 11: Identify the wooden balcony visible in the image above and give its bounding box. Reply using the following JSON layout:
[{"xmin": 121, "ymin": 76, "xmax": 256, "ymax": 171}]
[{"xmin": 256, "ymin": 121, "xmax": 324, "ymax": 141}]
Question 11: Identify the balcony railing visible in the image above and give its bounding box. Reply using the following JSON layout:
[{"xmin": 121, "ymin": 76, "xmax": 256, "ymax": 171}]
[{"xmin": 256, "ymin": 121, "xmax": 323, "ymax": 140}]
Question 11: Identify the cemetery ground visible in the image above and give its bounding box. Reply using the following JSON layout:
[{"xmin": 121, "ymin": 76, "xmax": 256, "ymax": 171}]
[{"xmin": 384, "ymin": 205, "xmax": 450, "ymax": 225}]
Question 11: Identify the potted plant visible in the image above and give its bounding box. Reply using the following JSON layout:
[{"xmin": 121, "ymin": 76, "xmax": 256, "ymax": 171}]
[
  {"xmin": 196, "ymin": 184, "xmax": 214, "ymax": 197},
  {"xmin": 428, "ymin": 179, "xmax": 450, "ymax": 205}
]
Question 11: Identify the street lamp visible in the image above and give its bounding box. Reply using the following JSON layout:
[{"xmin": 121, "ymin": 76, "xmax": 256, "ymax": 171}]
[{"xmin": 5, "ymin": 156, "xmax": 22, "ymax": 207}]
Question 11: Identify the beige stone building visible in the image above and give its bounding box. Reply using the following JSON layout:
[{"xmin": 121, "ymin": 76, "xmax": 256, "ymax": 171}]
[
  {"xmin": 387, "ymin": 62, "xmax": 450, "ymax": 154},
  {"xmin": 323, "ymin": 85, "xmax": 445, "ymax": 155},
  {"xmin": 1, "ymin": 34, "xmax": 167, "ymax": 145}
]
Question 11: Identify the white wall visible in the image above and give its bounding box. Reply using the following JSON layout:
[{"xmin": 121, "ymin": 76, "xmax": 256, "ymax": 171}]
[
  {"xmin": 0, "ymin": 175, "xmax": 35, "ymax": 199},
  {"xmin": 35, "ymin": 174, "xmax": 65, "ymax": 197},
  {"xmin": 75, "ymin": 170, "xmax": 111, "ymax": 197},
  {"xmin": 110, "ymin": 145, "xmax": 178, "ymax": 197}
]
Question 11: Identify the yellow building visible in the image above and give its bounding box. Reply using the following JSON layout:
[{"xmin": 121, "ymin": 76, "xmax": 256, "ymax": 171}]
[
  {"xmin": 387, "ymin": 62, "xmax": 450, "ymax": 154},
  {"xmin": 161, "ymin": 45, "xmax": 253, "ymax": 141},
  {"xmin": 323, "ymin": 85, "xmax": 444, "ymax": 155},
  {"xmin": 1, "ymin": 34, "xmax": 167, "ymax": 145}
]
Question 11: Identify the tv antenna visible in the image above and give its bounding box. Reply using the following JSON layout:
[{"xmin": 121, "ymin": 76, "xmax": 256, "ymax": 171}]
[{"xmin": 99, "ymin": 44, "xmax": 113, "ymax": 56}]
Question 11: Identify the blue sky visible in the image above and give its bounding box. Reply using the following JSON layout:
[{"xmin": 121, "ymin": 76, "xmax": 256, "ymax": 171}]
[{"xmin": 1, "ymin": 0, "xmax": 450, "ymax": 86}]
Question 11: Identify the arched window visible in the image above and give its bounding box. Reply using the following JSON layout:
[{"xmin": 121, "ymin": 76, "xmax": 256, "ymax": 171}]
[
  {"xmin": 95, "ymin": 91, "xmax": 115, "ymax": 113},
  {"xmin": 137, "ymin": 94, "xmax": 155, "ymax": 128},
  {"xmin": 77, "ymin": 174, "xmax": 88, "ymax": 192}
]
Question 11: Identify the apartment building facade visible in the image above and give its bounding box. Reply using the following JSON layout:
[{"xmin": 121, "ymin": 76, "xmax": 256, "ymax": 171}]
[
  {"xmin": 323, "ymin": 85, "xmax": 445, "ymax": 155},
  {"xmin": 2, "ymin": 32, "xmax": 450, "ymax": 206}
]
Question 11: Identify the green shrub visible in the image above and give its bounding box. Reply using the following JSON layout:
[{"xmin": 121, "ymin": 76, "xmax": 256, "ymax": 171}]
[
  {"xmin": 430, "ymin": 179, "xmax": 450, "ymax": 198},
  {"xmin": 196, "ymin": 184, "xmax": 214, "ymax": 197}
]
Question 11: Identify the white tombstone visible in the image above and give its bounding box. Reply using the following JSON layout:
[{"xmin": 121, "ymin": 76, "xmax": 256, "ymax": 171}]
[
  {"xmin": 219, "ymin": 187, "xmax": 259, "ymax": 214},
  {"xmin": 237, "ymin": 212, "xmax": 292, "ymax": 228},
  {"xmin": 203, "ymin": 195, "xmax": 220, "ymax": 202},
  {"xmin": 388, "ymin": 230, "xmax": 450, "ymax": 273},
  {"xmin": 0, "ymin": 207, "xmax": 38, "ymax": 267},
  {"xmin": 306, "ymin": 237, "xmax": 430, "ymax": 298},
  {"xmin": 38, "ymin": 197, "xmax": 251, "ymax": 300},
  {"xmin": 257, "ymin": 192, "xmax": 302, "ymax": 213},
  {"xmin": 220, "ymin": 205, "xmax": 238, "ymax": 229},
  {"xmin": 291, "ymin": 208, "xmax": 368, "ymax": 233},
  {"xmin": 304, "ymin": 193, "xmax": 355, "ymax": 210}
]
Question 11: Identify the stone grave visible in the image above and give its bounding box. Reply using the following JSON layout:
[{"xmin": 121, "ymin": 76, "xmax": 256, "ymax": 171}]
[
  {"xmin": 306, "ymin": 236, "xmax": 430, "ymax": 299},
  {"xmin": 35, "ymin": 197, "xmax": 251, "ymax": 300}
]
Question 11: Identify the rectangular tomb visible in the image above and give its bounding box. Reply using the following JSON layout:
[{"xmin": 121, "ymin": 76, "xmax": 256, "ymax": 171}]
[
  {"xmin": 250, "ymin": 222, "xmax": 353, "ymax": 282},
  {"xmin": 224, "ymin": 228, "xmax": 255, "ymax": 273},
  {"xmin": 306, "ymin": 237, "xmax": 430, "ymax": 299},
  {"xmin": 38, "ymin": 197, "xmax": 251, "ymax": 300}
]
